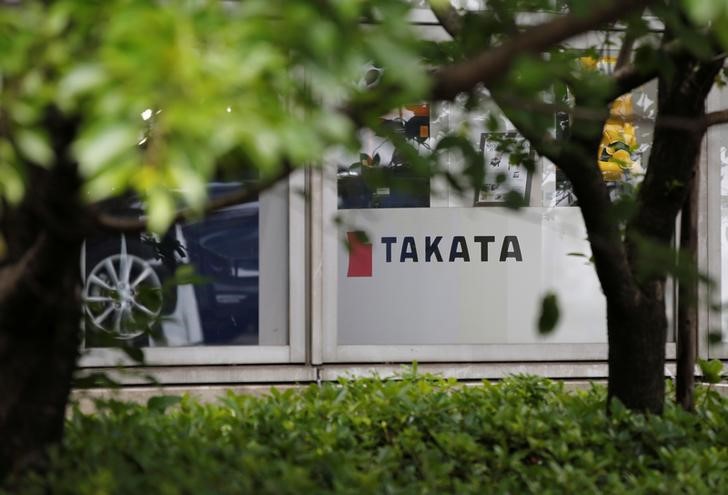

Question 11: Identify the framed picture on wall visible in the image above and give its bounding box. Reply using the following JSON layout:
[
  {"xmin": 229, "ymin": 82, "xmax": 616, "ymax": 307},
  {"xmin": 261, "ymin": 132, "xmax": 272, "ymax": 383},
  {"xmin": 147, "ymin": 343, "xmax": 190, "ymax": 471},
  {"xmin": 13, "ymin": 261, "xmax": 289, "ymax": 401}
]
[{"xmin": 475, "ymin": 132, "xmax": 533, "ymax": 206}]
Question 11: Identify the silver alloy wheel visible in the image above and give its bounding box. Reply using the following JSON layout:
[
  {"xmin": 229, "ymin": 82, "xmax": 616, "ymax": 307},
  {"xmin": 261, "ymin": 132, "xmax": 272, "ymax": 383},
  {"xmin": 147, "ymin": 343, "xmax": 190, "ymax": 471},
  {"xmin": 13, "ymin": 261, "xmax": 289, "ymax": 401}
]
[{"xmin": 83, "ymin": 236, "xmax": 162, "ymax": 340}]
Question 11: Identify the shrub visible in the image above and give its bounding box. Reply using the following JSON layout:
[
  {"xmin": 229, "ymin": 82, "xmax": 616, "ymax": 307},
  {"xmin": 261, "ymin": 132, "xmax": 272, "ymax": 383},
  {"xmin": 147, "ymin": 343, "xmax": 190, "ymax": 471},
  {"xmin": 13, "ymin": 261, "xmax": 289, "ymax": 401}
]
[{"xmin": 5, "ymin": 373, "xmax": 728, "ymax": 494}]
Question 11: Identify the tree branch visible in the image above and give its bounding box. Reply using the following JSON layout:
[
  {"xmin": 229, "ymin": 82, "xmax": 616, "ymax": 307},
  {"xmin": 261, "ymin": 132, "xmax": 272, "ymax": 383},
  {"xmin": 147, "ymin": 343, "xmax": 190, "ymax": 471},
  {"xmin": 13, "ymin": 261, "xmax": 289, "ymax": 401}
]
[
  {"xmin": 608, "ymin": 38, "xmax": 721, "ymax": 100},
  {"xmin": 704, "ymin": 108, "xmax": 728, "ymax": 128},
  {"xmin": 488, "ymin": 92, "xmax": 728, "ymax": 133},
  {"xmin": 493, "ymin": 89, "xmax": 641, "ymax": 308},
  {"xmin": 611, "ymin": 60, "xmax": 658, "ymax": 99},
  {"xmin": 430, "ymin": 0, "xmax": 654, "ymax": 101},
  {"xmin": 0, "ymin": 233, "xmax": 46, "ymax": 301},
  {"xmin": 627, "ymin": 56, "xmax": 725, "ymax": 251},
  {"xmin": 93, "ymin": 163, "xmax": 294, "ymax": 233},
  {"xmin": 615, "ymin": 28, "xmax": 638, "ymax": 71},
  {"xmin": 429, "ymin": 2, "xmax": 462, "ymax": 39},
  {"xmin": 429, "ymin": 1, "xmax": 674, "ymax": 105}
]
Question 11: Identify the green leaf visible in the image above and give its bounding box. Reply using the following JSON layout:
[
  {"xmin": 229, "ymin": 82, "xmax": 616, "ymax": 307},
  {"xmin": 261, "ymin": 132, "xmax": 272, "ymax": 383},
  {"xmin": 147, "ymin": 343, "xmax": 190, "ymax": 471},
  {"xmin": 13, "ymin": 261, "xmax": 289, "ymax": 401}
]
[
  {"xmin": 147, "ymin": 188, "xmax": 176, "ymax": 233},
  {"xmin": 353, "ymin": 230, "xmax": 369, "ymax": 244},
  {"xmin": 147, "ymin": 395, "xmax": 182, "ymax": 413},
  {"xmin": 511, "ymin": 55, "xmax": 553, "ymax": 92},
  {"xmin": 682, "ymin": 0, "xmax": 723, "ymax": 24},
  {"xmin": 120, "ymin": 345, "xmax": 144, "ymax": 364},
  {"xmin": 16, "ymin": 129, "xmax": 54, "ymax": 167},
  {"xmin": 708, "ymin": 331, "xmax": 723, "ymax": 345},
  {"xmin": 0, "ymin": 162, "xmax": 25, "ymax": 204},
  {"xmin": 74, "ymin": 124, "xmax": 138, "ymax": 176},
  {"xmin": 699, "ymin": 359, "xmax": 724, "ymax": 384},
  {"xmin": 503, "ymin": 190, "xmax": 527, "ymax": 210},
  {"xmin": 9, "ymin": 100, "xmax": 40, "ymax": 126},
  {"xmin": 168, "ymin": 163, "xmax": 207, "ymax": 211},
  {"xmin": 537, "ymin": 292, "xmax": 560, "ymax": 335},
  {"xmin": 167, "ymin": 265, "xmax": 209, "ymax": 286},
  {"xmin": 73, "ymin": 372, "xmax": 120, "ymax": 388},
  {"xmin": 699, "ymin": 358, "xmax": 724, "ymax": 384},
  {"xmin": 81, "ymin": 160, "xmax": 136, "ymax": 201},
  {"xmin": 57, "ymin": 64, "xmax": 107, "ymax": 107}
]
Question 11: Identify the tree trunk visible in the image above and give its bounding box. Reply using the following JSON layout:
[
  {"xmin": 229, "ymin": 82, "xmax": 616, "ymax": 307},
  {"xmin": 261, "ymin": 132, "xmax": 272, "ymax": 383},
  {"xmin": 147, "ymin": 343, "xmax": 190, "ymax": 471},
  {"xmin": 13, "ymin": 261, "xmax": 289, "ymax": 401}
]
[
  {"xmin": 676, "ymin": 165, "xmax": 698, "ymax": 411},
  {"xmin": 492, "ymin": 29, "xmax": 723, "ymax": 413},
  {"xmin": 609, "ymin": 52, "xmax": 723, "ymax": 413},
  {"xmin": 0, "ymin": 113, "xmax": 85, "ymax": 481},
  {"xmin": 607, "ymin": 291, "xmax": 667, "ymax": 413}
]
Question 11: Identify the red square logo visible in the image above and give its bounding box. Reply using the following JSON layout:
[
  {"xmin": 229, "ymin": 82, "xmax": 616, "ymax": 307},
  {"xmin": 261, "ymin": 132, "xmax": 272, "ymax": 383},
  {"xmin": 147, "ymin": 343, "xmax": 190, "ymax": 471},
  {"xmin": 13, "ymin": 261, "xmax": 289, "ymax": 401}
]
[{"xmin": 346, "ymin": 231, "xmax": 372, "ymax": 277}]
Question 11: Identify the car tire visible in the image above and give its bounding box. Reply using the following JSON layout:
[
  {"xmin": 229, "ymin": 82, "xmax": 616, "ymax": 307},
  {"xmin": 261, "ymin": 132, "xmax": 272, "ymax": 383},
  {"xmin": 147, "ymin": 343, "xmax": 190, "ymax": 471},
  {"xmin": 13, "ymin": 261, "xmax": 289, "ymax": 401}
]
[{"xmin": 83, "ymin": 234, "xmax": 175, "ymax": 346}]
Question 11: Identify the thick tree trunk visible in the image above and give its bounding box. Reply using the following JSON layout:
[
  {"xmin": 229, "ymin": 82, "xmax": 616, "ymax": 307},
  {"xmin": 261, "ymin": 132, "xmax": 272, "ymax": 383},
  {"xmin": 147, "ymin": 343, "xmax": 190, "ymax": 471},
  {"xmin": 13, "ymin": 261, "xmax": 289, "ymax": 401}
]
[
  {"xmin": 607, "ymin": 292, "xmax": 667, "ymax": 413},
  {"xmin": 492, "ymin": 28, "xmax": 723, "ymax": 413},
  {"xmin": 607, "ymin": 52, "xmax": 722, "ymax": 413},
  {"xmin": 0, "ymin": 114, "xmax": 85, "ymax": 481}
]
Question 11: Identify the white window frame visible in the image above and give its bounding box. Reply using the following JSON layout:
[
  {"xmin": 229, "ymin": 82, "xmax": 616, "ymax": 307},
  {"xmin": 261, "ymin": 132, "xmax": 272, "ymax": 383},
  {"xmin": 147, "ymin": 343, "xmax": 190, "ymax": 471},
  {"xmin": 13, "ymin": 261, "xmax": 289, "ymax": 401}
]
[
  {"xmin": 79, "ymin": 171, "xmax": 307, "ymax": 367},
  {"xmin": 705, "ymin": 86, "xmax": 728, "ymax": 360}
]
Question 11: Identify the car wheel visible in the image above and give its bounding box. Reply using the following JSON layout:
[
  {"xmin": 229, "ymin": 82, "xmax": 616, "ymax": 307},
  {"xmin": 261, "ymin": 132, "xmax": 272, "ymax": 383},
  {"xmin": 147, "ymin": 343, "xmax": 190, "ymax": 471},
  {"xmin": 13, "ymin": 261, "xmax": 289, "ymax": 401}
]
[{"xmin": 83, "ymin": 235, "xmax": 164, "ymax": 341}]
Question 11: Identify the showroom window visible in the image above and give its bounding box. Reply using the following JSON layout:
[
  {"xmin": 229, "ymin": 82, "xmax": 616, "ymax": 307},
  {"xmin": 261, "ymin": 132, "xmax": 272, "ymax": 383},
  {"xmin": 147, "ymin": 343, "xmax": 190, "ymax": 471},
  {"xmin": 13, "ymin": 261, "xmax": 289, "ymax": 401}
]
[
  {"xmin": 80, "ymin": 171, "xmax": 306, "ymax": 366},
  {"xmin": 320, "ymin": 45, "xmax": 667, "ymax": 362}
]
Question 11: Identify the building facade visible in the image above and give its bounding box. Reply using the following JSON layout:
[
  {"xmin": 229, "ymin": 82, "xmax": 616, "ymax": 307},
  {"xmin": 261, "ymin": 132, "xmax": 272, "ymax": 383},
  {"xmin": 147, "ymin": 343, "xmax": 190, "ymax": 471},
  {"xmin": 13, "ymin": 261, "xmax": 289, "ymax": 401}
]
[{"xmin": 78, "ymin": 11, "xmax": 728, "ymax": 390}]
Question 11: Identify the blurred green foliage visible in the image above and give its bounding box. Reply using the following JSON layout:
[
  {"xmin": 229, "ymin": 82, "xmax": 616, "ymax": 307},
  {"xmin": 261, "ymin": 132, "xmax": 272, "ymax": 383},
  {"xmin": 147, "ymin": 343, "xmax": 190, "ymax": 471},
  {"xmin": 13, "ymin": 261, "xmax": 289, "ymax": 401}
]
[
  {"xmin": 5, "ymin": 374, "xmax": 728, "ymax": 494},
  {"xmin": 0, "ymin": 0, "xmax": 427, "ymax": 231},
  {"xmin": 0, "ymin": 0, "xmax": 678, "ymax": 232},
  {"xmin": 4, "ymin": 0, "xmax": 728, "ymax": 233},
  {"xmin": 537, "ymin": 291, "xmax": 560, "ymax": 334},
  {"xmin": 699, "ymin": 359, "xmax": 724, "ymax": 385}
]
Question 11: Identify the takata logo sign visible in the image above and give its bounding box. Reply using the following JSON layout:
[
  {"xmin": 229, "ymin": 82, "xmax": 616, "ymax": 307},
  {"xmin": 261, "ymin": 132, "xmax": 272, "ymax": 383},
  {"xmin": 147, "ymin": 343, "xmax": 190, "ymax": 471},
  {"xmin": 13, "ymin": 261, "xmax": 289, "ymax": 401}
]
[{"xmin": 346, "ymin": 231, "xmax": 523, "ymax": 278}]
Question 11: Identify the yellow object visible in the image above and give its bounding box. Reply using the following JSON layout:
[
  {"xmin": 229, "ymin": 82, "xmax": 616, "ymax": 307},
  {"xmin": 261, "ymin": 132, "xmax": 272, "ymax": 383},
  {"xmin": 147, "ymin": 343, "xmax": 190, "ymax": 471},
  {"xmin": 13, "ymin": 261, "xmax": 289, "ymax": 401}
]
[
  {"xmin": 599, "ymin": 160, "xmax": 623, "ymax": 182},
  {"xmin": 598, "ymin": 94, "xmax": 640, "ymax": 180},
  {"xmin": 610, "ymin": 149, "xmax": 632, "ymax": 168},
  {"xmin": 580, "ymin": 56, "xmax": 642, "ymax": 182}
]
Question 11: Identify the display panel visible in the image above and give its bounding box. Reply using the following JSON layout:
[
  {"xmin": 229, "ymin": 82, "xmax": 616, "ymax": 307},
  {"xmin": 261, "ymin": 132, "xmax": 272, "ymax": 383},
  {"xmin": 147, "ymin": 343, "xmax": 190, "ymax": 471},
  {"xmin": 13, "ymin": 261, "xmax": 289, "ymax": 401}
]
[
  {"xmin": 476, "ymin": 132, "xmax": 533, "ymax": 205},
  {"xmin": 337, "ymin": 207, "xmax": 605, "ymax": 345},
  {"xmin": 82, "ymin": 182, "xmax": 288, "ymax": 348}
]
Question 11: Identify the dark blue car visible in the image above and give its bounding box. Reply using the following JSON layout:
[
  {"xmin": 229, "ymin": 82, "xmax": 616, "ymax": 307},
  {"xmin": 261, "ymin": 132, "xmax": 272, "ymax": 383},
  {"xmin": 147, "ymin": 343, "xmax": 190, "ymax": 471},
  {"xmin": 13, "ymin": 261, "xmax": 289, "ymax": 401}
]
[{"xmin": 82, "ymin": 183, "xmax": 260, "ymax": 347}]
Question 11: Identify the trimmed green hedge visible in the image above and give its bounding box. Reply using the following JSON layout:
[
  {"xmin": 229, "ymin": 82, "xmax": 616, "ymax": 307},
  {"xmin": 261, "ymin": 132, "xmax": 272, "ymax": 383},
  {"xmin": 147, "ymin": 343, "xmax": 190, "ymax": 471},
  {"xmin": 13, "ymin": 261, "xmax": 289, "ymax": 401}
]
[{"xmin": 7, "ymin": 373, "xmax": 728, "ymax": 494}]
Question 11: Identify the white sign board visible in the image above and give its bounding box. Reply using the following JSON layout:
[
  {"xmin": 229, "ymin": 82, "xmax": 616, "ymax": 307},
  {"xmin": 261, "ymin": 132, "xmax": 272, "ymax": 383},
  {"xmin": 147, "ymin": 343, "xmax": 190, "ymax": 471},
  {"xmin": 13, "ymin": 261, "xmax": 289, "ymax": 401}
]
[{"xmin": 337, "ymin": 207, "xmax": 606, "ymax": 345}]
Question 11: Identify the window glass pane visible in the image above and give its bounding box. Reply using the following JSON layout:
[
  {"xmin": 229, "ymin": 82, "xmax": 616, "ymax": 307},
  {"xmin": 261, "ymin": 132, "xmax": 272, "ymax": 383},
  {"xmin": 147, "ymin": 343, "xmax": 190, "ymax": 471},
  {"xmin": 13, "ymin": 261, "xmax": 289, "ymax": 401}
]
[
  {"xmin": 337, "ymin": 104, "xmax": 431, "ymax": 209},
  {"xmin": 83, "ymin": 181, "xmax": 288, "ymax": 348},
  {"xmin": 334, "ymin": 60, "xmax": 656, "ymax": 346}
]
